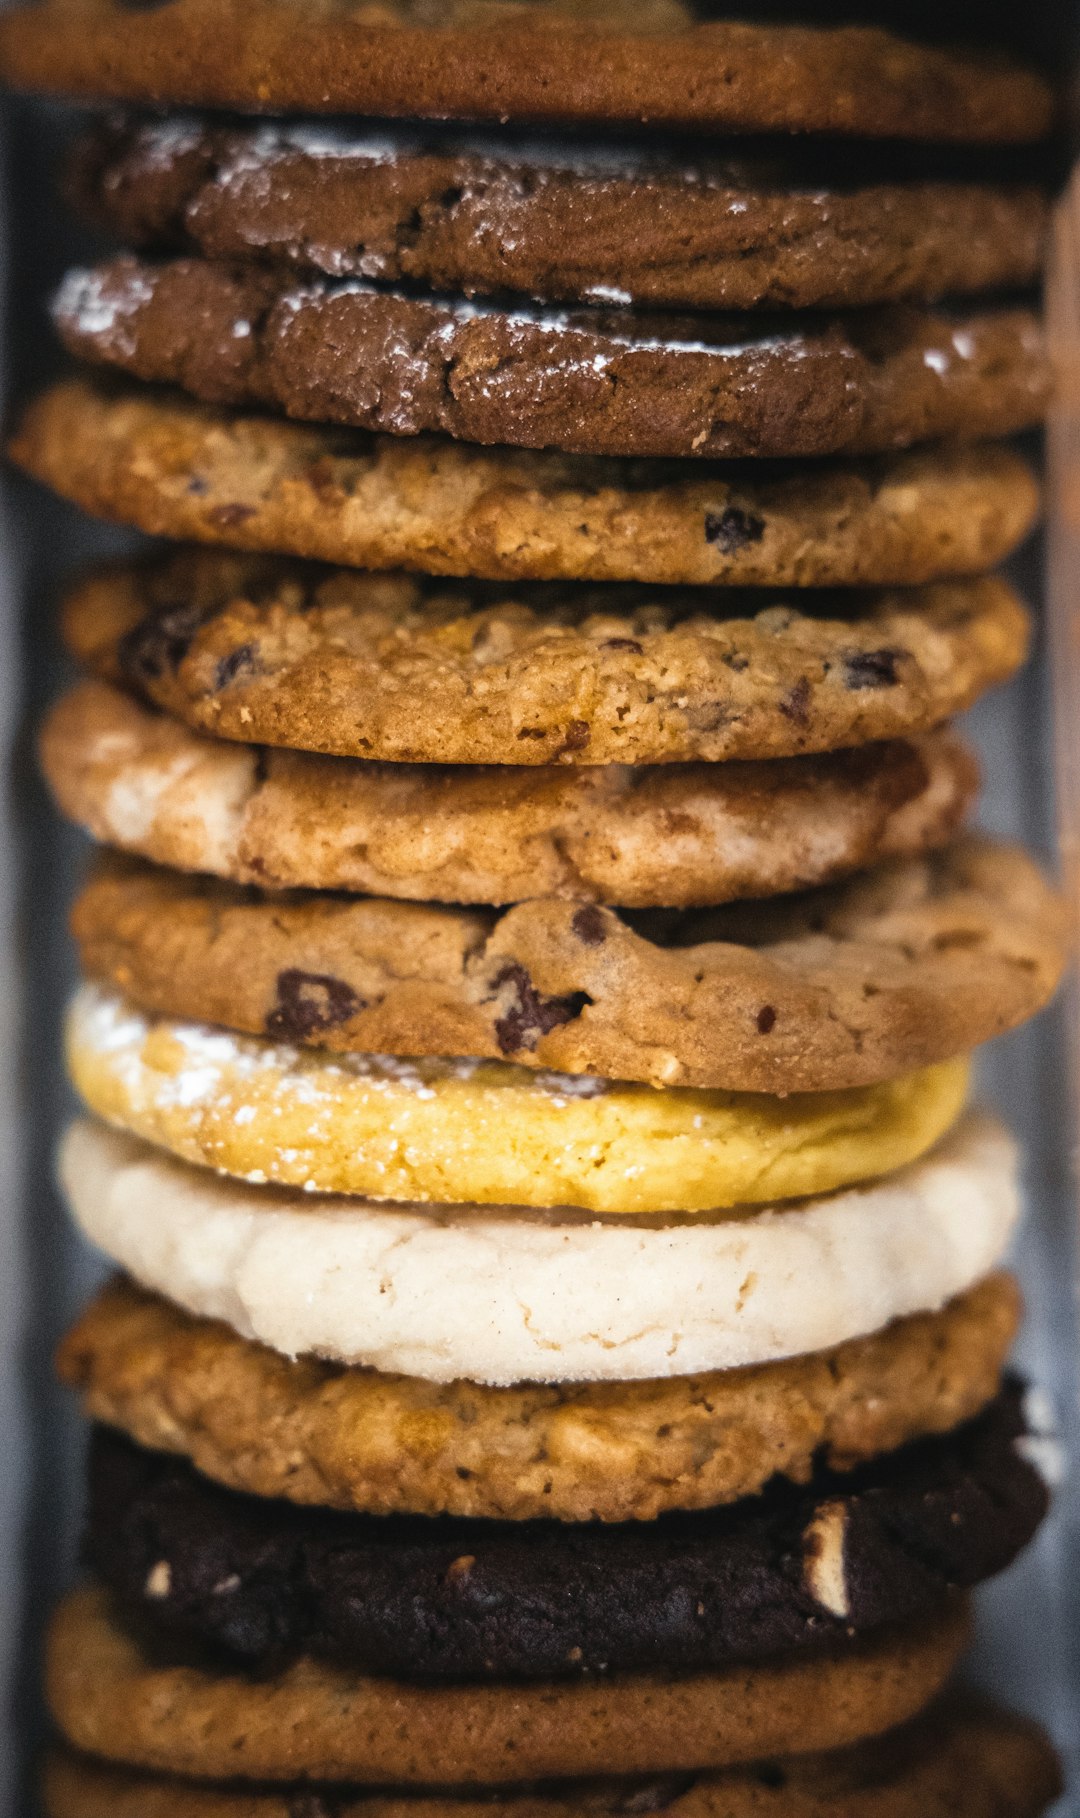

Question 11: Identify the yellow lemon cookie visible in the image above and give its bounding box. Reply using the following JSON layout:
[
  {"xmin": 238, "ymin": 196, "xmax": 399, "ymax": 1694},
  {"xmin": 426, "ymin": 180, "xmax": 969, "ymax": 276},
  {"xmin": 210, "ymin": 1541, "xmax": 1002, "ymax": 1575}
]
[{"xmin": 66, "ymin": 984, "xmax": 969, "ymax": 1213}]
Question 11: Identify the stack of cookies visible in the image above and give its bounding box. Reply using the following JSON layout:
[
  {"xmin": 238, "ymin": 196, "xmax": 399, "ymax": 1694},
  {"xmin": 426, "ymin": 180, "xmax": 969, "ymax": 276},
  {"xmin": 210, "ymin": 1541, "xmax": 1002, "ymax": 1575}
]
[{"xmin": 0, "ymin": 3, "xmax": 1071, "ymax": 1813}]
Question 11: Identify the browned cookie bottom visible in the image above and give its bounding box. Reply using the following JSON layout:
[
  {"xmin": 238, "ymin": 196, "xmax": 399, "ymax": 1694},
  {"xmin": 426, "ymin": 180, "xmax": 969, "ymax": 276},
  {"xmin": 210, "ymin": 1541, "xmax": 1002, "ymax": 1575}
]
[{"xmin": 41, "ymin": 1698, "xmax": 1064, "ymax": 1818}]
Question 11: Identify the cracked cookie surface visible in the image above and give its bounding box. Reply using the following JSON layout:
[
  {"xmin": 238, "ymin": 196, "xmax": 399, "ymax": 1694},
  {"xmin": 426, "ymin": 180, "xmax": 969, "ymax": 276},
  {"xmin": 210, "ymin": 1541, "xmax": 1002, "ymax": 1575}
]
[
  {"xmin": 69, "ymin": 116, "xmax": 1049, "ymax": 312},
  {"xmin": 52, "ymin": 261, "xmax": 1050, "ymax": 461},
  {"xmin": 61, "ymin": 551, "xmax": 1030, "ymax": 768}
]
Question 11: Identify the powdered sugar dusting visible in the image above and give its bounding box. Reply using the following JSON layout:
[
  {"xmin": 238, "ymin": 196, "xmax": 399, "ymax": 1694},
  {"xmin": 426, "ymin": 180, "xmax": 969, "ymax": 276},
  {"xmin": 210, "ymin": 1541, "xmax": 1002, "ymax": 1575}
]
[
  {"xmin": 69, "ymin": 983, "xmax": 608, "ymax": 1106},
  {"xmin": 52, "ymin": 265, "xmax": 156, "ymax": 357}
]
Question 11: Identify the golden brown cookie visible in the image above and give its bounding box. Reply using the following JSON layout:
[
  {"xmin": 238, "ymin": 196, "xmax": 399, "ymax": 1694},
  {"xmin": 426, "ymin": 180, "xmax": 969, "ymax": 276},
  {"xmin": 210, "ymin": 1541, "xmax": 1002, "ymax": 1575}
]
[
  {"xmin": 12, "ymin": 381, "xmax": 1042, "ymax": 587},
  {"xmin": 42, "ymin": 683, "xmax": 979, "ymax": 909},
  {"xmin": 62, "ymin": 550, "xmax": 1030, "ymax": 769},
  {"xmin": 52, "ymin": 262, "xmax": 1050, "ymax": 461},
  {"xmin": 57, "ymin": 1273, "xmax": 1021, "ymax": 1523},
  {"xmin": 70, "ymin": 115, "xmax": 1050, "ymax": 312},
  {"xmin": 40, "ymin": 1699, "xmax": 1066, "ymax": 1818},
  {"xmin": 70, "ymin": 841, "xmax": 1065, "ymax": 1095},
  {"xmin": 47, "ymin": 1584, "xmax": 968, "ymax": 1783},
  {"xmin": 0, "ymin": 5, "xmax": 1052, "ymax": 141}
]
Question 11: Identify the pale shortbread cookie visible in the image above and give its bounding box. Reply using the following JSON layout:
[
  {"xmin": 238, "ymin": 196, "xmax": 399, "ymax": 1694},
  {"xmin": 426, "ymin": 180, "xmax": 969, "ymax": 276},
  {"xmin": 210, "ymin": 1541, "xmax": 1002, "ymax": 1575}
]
[
  {"xmin": 65, "ymin": 985, "xmax": 970, "ymax": 1213},
  {"xmin": 48, "ymin": 1584, "xmax": 968, "ymax": 1784},
  {"xmin": 41, "ymin": 682, "xmax": 979, "ymax": 909},
  {"xmin": 12, "ymin": 380, "xmax": 1042, "ymax": 588},
  {"xmin": 58, "ymin": 1113, "xmax": 1015, "ymax": 1384}
]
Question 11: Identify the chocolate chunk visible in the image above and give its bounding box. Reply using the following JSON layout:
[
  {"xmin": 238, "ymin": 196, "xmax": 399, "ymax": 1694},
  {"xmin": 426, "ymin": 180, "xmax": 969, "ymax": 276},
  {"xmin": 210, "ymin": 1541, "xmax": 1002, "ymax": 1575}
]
[
  {"xmin": 118, "ymin": 601, "xmax": 209, "ymax": 684},
  {"xmin": 603, "ymin": 638, "xmax": 645, "ymax": 654},
  {"xmin": 778, "ymin": 676, "xmax": 811, "ymax": 724},
  {"xmin": 491, "ymin": 961, "xmax": 589, "ymax": 1054},
  {"xmin": 844, "ymin": 648, "xmax": 902, "ymax": 689},
  {"xmin": 214, "ymin": 643, "xmax": 257, "ymax": 689},
  {"xmin": 756, "ymin": 1005, "xmax": 777, "ymax": 1035},
  {"xmin": 571, "ymin": 905, "xmax": 607, "ymax": 947},
  {"xmin": 556, "ymin": 718, "xmax": 592, "ymax": 756},
  {"xmin": 266, "ymin": 969, "xmax": 362, "ymax": 1041},
  {"xmin": 704, "ymin": 506, "xmax": 766, "ymax": 552}
]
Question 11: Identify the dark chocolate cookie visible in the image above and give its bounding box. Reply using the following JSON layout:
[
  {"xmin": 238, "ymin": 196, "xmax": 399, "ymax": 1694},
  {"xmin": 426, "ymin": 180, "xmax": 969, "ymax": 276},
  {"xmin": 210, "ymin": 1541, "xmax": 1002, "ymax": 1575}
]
[
  {"xmin": 52, "ymin": 258, "xmax": 1050, "ymax": 460},
  {"xmin": 85, "ymin": 1386, "xmax": 1047, "ymax": 1684},
  {"xmin": 69, "ymin": 115, "xmax": 1048, "ymax": 312}
]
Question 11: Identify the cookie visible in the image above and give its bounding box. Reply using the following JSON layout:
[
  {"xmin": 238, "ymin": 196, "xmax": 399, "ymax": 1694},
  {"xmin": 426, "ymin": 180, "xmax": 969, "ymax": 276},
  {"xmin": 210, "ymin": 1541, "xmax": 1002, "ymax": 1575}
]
[
  {"xmin": 69, "ymin": 843, "xmax": 1065, "ymax": 1095},
  {"xmin": 57, "ymin": 1273, "xmax": 1021, "ymax": 1522},
  {"xmin": 60, "ymin": 1110, "xmax": 1010, "ymax": 1385},
  {"xmin": 41, "ymin": 684, "xmax": 980, "ymax": 910},
  {"xmin": 85, "ymin": 1388, "xmax": 1047, "ymax": 1681},
  {"xmin": 47, "ymin": 1585, "xmax": 968, "ymax": 1783},
  {"xmin": 38, "ymin": 1701, "xmax": 1067, "ymax": 1818},
  {"xmin": 0, "ymin": 6, "xmax": 1052, "ymax": 141},
  {"xmin": 52, "ymin": 262, "xmax": 1050, "ymax": 460},
  {"xmin": 12, "ymin": 380, "xmax": 1042, "ymax": 588},
  {"xmin": 65, "ymin": 983, "xmax": 971, "ymax": 1213},
  {"xmin": 62, "ymin": 551, "xmax": 1031, "ymax": 768},
  {"xmin": 69, "ymin": 116, "xmax": 1050, "ymax": 312}
]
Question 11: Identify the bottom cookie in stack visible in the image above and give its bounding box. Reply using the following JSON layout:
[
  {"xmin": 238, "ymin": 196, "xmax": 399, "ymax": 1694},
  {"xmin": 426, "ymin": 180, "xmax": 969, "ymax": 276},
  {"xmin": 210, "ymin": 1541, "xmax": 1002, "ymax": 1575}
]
[{"xmin": 41, "ymin": 1699, "xmax": 1063, "ymax": 1818}]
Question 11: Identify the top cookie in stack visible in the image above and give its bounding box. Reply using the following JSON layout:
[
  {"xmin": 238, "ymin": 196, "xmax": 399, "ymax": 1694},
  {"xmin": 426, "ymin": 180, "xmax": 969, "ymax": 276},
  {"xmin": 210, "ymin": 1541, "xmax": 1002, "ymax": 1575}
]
[{"xmin": 2, "ymin": 7, "xmax": 1069, "ymax": 1817}]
